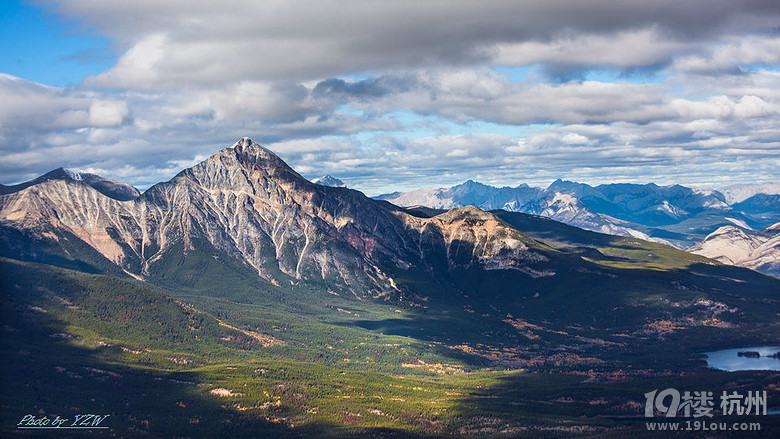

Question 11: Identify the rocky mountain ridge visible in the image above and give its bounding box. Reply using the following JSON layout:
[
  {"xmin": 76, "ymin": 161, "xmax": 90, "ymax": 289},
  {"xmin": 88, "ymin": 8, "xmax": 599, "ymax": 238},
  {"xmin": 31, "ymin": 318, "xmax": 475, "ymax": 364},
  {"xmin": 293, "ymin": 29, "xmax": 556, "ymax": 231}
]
[
  {"xmin": 0, "ymin": 138, "xmax": 554, "ymax": 299},
  {"xmin": 0, "ymin": 167, "xmax": 140, "ymax": 201},
  {"xmin": 377, "ymin": 180, "xmax": 661, "ymax": 244},
  {"xmin": 689, "ymin": 222, "xmax": 780, "ymax": 277},
  {"xmin": 377, "ymin": 179, "xmax": 780, "ymax": 250}
]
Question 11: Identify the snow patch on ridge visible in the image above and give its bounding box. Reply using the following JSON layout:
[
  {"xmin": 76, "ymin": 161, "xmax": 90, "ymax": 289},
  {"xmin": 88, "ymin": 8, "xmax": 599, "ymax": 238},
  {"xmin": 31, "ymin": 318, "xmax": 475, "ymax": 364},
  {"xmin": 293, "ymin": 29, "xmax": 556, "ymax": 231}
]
[
  {"xmin": 725, "ymin": 217, "xmax": 752, "ymax": 230},
  {"xmin": 63, "ymin": 168, "xmax": 83, "ymax": 181}
]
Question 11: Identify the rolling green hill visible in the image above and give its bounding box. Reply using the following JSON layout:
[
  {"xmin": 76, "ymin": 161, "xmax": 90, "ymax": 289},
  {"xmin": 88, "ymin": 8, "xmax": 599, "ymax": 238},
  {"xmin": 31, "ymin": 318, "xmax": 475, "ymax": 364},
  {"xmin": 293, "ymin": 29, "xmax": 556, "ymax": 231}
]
[{"xmin": 2, "ymin": 257, "xmax": 778, "ymax": 437}]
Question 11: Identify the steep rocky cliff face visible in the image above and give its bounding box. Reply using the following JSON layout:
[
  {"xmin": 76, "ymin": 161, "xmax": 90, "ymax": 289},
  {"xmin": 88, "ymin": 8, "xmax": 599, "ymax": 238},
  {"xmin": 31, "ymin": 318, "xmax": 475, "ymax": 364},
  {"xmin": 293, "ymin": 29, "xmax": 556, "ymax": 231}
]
[
  {"xmin": 402, "ymin": 206, "xmax": 554, "ymax": 278},
  {"xmin": 0, "ymin": 138, "xmax": 554, "ymax": 297}
]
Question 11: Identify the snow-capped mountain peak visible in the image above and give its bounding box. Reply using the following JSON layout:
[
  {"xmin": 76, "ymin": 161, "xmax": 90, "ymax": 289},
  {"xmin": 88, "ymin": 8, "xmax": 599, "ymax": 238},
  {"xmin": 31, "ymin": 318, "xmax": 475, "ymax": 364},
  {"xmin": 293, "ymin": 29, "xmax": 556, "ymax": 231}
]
[
  {"xmin": 312, "ymin": 175, "xmax": 346, "ymax": 188},
  {"xmin": 719, "ymin": 182, "xmax": 780, "ymax": 204},
  {"xmin": 63, "ymin": 168, "xmax": 84, "ymax": 181}
]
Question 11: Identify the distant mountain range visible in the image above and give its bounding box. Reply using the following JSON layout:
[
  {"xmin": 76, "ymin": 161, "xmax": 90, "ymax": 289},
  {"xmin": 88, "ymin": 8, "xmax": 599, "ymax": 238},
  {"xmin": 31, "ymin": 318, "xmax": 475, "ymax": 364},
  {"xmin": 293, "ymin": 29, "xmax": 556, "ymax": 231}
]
[
  {"xmin": 375, "ymin": 179, "xmax": 780, "ymax": 275},
  {"xmin": 719, "ymin": 182, "xmax": 780, "ymax": 204}
]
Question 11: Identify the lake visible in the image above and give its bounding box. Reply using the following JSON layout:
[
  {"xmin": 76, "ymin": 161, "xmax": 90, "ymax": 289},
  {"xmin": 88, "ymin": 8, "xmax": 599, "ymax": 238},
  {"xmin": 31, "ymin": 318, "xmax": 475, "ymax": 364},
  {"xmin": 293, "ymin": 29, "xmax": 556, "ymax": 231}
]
[{"xmin": 704, "ymin": 346, "xmax": 780, "ymax": 372}]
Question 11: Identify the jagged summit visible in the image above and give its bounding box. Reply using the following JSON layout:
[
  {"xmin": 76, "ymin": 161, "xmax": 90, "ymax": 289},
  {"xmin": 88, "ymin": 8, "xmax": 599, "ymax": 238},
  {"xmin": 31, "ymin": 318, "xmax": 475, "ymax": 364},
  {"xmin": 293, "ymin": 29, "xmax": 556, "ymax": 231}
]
[
  {"xmin": 228, "ymin": 137, "xmax": 279, "ymax": 162},
  {"xmin": 230, "ymin": 137, "xmax": 290, "ymax": 169},
  {"xmin": 164, "ymin": 137, "xmax": 307, "ymax": 193},
  {"xmin": 233, "ymin": 137, "xmax": 268, "ymax": 156}
]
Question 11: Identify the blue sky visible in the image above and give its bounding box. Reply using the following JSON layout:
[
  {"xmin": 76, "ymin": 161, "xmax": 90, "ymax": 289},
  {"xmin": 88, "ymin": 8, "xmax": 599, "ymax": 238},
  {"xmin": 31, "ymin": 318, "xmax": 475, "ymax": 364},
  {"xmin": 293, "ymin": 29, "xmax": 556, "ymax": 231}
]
[
  {"xmin": 0, "ymin": 0, "xmax": 114, "ymax": 87},
  {"xmin": 1, "ymin": 0, "xmax": 779, "ymax": 195}
]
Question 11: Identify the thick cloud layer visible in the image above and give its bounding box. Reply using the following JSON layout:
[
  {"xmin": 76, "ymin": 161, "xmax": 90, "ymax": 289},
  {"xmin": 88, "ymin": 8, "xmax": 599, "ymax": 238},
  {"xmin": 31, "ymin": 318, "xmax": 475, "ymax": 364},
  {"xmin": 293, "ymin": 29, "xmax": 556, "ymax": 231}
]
[
  {"xmin": 47, "ymin": 0, "xmax": 780, "ymax": 87},
  {"xmin": 2, "ymin": 1, "xmax": 779, "ymax": 192}
]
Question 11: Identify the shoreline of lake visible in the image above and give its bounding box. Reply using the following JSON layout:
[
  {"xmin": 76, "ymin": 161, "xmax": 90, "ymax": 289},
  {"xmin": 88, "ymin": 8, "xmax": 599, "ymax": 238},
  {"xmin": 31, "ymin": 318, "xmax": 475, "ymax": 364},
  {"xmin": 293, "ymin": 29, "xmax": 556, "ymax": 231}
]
[{"xmin": 704, "ymin": 346, "xmax": 780, "ymax": 372}]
